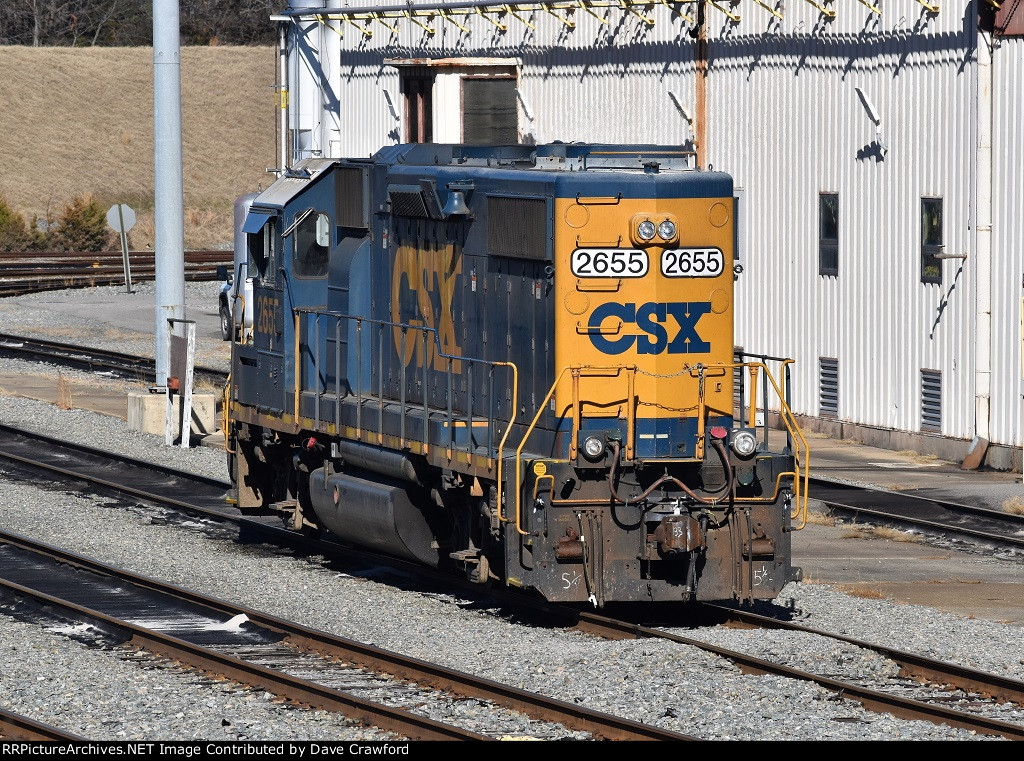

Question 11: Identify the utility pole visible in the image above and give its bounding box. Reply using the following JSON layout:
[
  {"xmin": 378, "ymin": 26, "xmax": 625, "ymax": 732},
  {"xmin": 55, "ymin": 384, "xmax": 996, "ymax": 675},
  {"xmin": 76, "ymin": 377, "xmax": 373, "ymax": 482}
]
[{"xmin": 153, "ymin": 0, "xmax": 186, "ymax": 388}]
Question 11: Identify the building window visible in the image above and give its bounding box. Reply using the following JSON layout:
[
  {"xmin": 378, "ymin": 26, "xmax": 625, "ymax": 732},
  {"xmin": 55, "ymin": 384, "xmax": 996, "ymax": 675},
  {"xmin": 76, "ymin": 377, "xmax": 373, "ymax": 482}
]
[
  {"xmin": 461, "ymin": 77, "xmax": 518, "ymax": 144},
  {"xmin": 921, "ymin": 197, "xmax": 943, "ymax": 285},
  {"xmin": 401, "ymin": 72, "xmax": 434, "ymax": 143},
  {"xmin": 819, "ymin": 193, "xmax": 838, "ymax": 277},
  {"xmin": 733, "ymin": 188, "xmax": 744, "ymax": 263}
]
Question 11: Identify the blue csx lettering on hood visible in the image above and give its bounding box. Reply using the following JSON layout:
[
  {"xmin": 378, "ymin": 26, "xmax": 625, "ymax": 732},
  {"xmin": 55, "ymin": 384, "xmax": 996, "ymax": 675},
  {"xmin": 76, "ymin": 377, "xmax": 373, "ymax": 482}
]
[{"xmin": 588, "ymin": 302, "xmax": 712, "ymax": 355}]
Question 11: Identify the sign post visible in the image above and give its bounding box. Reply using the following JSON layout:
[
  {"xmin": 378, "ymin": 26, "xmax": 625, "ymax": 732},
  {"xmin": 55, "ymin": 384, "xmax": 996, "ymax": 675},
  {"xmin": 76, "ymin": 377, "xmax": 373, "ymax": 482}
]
[{"xmin": 106, "ymin": 203, "xmax": 137, "ymax": 293}]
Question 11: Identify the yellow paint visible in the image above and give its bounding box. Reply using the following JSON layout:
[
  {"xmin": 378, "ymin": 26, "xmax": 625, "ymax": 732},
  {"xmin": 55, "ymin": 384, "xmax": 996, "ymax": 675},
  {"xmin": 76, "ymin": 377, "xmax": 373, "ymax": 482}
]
[
  {"xmin": 553, "ymin": 196, "xmax": 735, "ymax": 427},
  {"xmin": 533, "ymin": 461, "xmax": 548, "ymax": 476},
  {"xmin": 390, "ymin": 220, "xmax": 463, "ymax": 373}
]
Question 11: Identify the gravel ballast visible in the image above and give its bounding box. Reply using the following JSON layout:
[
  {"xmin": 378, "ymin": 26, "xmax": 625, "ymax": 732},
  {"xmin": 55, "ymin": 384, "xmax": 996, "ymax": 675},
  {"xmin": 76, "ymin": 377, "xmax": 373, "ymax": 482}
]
[{"xmin": 0, "ymin": 285, "xmax": 1022, "ymax": 741}]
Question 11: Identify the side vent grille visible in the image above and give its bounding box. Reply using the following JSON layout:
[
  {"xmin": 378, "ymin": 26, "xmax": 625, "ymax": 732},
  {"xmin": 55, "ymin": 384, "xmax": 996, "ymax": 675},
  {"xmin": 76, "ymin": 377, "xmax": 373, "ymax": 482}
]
[
  {"xmin": 819, "ymin": 357, "xmax": 838, "ymax": 417},
  {"xmin": 487, "ymin": 196, "xmax": 549, "ymax": 260},
  {"xmin": 388, "ymin": 185, "xmax": 429, "ymax": 218},
  {"xmin": 733, "ymin": 347, "xmax": 745, "ymax": 419},
  {"xmin": 335, "ymin": 166, "xmax": 369, "ymax": 229},
  {"xmin": 921, "ymin": 369, "xmax": 941, "ymax": 432}
]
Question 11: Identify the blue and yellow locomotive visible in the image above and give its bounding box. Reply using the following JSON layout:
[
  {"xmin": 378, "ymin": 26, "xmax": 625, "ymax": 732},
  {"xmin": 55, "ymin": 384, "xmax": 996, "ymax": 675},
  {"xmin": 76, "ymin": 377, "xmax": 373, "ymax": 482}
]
[{"xmin": 225, "ymin": 142, "xmax": 808, "ymax": 606}]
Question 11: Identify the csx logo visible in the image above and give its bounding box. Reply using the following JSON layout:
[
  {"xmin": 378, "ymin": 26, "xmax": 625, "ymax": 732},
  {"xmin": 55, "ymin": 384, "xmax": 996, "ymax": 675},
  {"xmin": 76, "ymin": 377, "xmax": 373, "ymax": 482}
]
[{"xmin": 588, "ymin": 301, "xmax": 712, "ymax": 355}]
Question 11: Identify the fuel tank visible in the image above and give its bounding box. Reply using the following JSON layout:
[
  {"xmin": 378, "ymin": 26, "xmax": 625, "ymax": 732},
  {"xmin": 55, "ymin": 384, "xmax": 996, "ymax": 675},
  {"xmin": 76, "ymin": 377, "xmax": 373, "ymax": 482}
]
[{"xmin": 308, "ymin": 467, "xmax": 441, "ymax": 567}]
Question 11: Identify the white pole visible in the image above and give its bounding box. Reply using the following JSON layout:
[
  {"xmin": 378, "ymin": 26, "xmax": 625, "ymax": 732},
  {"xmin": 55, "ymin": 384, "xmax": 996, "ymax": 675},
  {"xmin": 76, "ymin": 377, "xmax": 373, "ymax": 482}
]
[
  {"xmin": 974, "ymin": 23, "xmax": 993, "ymax": 445},
  {"xmin": 153, "ymin": 0, "xmax": 186, "ymax": 388}
]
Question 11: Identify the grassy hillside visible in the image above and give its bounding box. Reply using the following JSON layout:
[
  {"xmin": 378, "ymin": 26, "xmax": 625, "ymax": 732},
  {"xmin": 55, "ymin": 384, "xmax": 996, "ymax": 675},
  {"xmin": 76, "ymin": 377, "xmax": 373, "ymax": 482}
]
[{"xmin": 0, "ymin": 46, "xmax": 276, "ymax": 251}]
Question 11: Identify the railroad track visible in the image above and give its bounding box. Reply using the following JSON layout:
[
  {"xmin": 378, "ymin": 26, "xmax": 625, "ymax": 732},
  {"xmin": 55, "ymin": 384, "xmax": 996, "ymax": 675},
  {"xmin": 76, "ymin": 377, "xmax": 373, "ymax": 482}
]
[
  {"xmin": 0, "ymin": 333, "xmax": 227, "ymax": 388},
  {"xmin": 0, "ymin": 250, "xmax": 231, "ymax": 296},
  {"xmin": 2, "ymin": 423, "xmax": 1024, "ymax": 739},
  {"xmin": 0, "ymin": 529, "xmax": 691, "ymax": 741},
  {"xmin": 808, "ymin": 476, "xmax": 1024, "ymax": 552},
  {"xmin": 0, "ymin": 706, "xmax": 84, "ymax": 741}
]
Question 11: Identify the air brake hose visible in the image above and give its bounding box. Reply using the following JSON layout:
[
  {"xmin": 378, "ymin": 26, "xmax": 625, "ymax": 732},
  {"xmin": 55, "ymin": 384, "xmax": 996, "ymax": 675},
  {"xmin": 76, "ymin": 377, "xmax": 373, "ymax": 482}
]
[{"xmin": 607, "ymin": 438, "xmax": 734, "ymax": 506}]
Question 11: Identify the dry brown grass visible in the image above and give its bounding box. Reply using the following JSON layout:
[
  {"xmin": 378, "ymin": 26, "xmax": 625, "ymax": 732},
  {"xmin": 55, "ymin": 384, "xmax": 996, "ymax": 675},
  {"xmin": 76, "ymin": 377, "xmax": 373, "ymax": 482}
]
[
  {"xmin": 56, "ymin": 372, "xmax": 72, "ymax": 410},
  {"xmin": 803, "ymin": 511, "xmax": 836, "ymax": 527},
  {"xmin": 1002, "ymin": 495, "xmax": 1024, "ymax": 515},
  {"xmin": 0, "ymin": 46, "xmax": 275, "ymax": 251},
  {"xmin": 833, "ymin": 585, "xmax": 888, "ymax": 600},
  {"xmin": 841, "ymin": 525, "xmax": 923, "ymax": 543},
  {"xmin": 895, "ymin": 449, "xmax": 940, "ymax": 464}
]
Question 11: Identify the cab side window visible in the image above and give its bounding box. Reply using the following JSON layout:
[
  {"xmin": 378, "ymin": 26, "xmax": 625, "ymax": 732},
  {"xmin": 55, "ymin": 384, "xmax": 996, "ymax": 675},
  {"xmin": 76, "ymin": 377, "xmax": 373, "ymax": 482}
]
[{"xmin": 295, "ymin": 212, "xmax": 330, "ymax": 278}]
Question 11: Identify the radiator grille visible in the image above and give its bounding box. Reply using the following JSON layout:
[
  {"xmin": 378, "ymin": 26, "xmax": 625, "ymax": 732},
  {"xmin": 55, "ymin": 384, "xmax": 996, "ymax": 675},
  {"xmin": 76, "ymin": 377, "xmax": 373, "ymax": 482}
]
[
  {"xmin": 487, "ymin": 196, "xmax": 548, "ymax": 260},
  {"xmin": 921, "ymin": 369, "xmax": 941, "ymax": 432},
  {"xmin": 819, "ymin": 357, "xmax": 838, "ymax": 417},
  {"xmin": 335, "ymin": 166, "xmax": 368, "ymax": 229}
]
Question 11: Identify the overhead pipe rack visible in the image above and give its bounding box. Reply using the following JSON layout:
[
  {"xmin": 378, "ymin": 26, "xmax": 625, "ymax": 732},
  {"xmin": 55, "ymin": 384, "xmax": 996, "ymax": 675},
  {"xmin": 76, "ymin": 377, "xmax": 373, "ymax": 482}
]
[{"xmin": 284, "ymin": 0, "xmax": 942, "ymax": 37}]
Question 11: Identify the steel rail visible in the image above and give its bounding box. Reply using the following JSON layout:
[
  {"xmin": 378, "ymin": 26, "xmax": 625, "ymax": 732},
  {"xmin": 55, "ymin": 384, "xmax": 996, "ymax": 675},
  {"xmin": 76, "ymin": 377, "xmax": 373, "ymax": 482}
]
[
  {"xmin": 0, "ymin": 574, "xmax": 486, "ymax": 742},
  {"xmin": 0, "ymin": 422, "xmax": 230, "ymax": 492},
  {"xmin": 808, "ymin": 476, "xmax": 1024, "ymax": 550},
  {"xmin": 0, "ymin": 529, "xmax": 695, "ymax": 742},
  {"xmin": 565, "ymin": 609, "xmax": 1024, "ymax": 740},
  {"xmin": 0, "ymin": 707, "xmax": 84, "ymax": 741},
  {"xmin": 0, "ymin": 333, "xmax": 227, "ymax": 386},
  {"xmin": 702, "ymin": 603, "xmax": 1024, "ymax": 705},
  {"xmin": 3, "ymin": 424, "xmax": 1023, "ymax": 738}
]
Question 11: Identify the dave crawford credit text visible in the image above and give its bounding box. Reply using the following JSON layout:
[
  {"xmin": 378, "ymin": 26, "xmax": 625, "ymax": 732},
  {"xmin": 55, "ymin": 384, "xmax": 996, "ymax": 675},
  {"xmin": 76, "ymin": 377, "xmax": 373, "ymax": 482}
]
[{"xmin": 0, "ymin": 744, "xmax": 411, "ymax": 757}]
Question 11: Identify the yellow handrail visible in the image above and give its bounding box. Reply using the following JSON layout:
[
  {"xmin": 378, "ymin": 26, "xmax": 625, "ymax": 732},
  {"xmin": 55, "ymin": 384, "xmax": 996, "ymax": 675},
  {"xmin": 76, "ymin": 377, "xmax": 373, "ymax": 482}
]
[
  {"xmin": 508, "ymin": 365, "xmax": 571, "ymax": 536},
  {"xmin": 731, "ymin": 361, "xmax": 810, "ymax": 530},
  {"xmin": 492, "ymin": 361, "xmax": 519, "ymax": 523},
  {"xmin": 500, "ymin": 359, "xmax": 809, "ymax": 537},
  {"xmin": 508, "ymin": 364, "xmax": 638, "ymax": 536}
]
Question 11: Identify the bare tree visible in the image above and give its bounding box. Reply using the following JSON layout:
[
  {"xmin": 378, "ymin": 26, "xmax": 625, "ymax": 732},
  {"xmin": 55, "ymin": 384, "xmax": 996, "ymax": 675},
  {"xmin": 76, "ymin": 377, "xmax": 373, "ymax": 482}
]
[{"xmin": 0, "ymin": 0, "xmax": 275, "ymax": 47}]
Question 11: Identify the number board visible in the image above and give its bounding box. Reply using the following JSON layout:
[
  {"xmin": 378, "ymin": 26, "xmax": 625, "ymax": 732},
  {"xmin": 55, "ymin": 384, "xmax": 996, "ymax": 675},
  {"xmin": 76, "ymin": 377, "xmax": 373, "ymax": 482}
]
[
  {"xmin": 660, "ymin": 248, "xmax": 725, "ymax": 278},
  {"xmin": 571, "ymin": 248, "xmax": 649, "ymax": 278}
]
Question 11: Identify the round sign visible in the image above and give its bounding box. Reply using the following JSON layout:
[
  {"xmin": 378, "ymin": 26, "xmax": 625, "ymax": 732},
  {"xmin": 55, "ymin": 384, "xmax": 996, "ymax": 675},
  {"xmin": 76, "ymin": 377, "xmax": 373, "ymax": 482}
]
[{"xmin": 106, "ymin": 204, "xmax": 136, "ymax": 233}]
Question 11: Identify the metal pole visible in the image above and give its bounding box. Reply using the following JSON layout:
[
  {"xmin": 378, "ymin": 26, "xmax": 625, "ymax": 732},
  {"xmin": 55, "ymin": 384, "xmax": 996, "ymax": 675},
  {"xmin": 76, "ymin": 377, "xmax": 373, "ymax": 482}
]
[
  {"xmin": 153, "ymin": 0, "xmax": 186, "ymax": 388},
  {"xmin": 278, "ymin": 19, "xmax": 289, "ymax": 173},
  {"xmin": 117, "ymin": 204, "xmax": 133, "ymax": 293}
]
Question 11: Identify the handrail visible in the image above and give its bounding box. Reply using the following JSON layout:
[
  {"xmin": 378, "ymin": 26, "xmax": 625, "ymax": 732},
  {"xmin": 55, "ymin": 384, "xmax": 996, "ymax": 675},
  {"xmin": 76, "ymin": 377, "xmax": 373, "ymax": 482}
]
[
  {"xmin": 728, "ymin": 360, "xmax": 810, "ymax": 530},
  {"xmin": 506, "ymin": 358, "xmax": 809, "ymax": 537},
  {"xmin": 510, "ymin": 364, "xmax": 638, "ymax": 537},
  {"xmin": 291, "ymin": 307, "xmax": 518, "ymax": 466}
]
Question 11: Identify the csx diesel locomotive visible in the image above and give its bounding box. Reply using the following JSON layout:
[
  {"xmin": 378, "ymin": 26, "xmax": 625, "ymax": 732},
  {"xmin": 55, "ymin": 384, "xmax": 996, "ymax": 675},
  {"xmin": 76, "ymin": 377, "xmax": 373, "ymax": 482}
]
[{"xmin": 224, "ymin": 142, "xmax": 808, "ymax": 606}]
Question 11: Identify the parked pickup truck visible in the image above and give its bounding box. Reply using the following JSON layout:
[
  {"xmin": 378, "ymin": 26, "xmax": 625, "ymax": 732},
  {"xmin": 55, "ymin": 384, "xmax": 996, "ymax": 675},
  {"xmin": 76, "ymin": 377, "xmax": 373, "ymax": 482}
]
[{"xmin": 218, "ymin": 192, "xmax": 258, "ymax": 341}]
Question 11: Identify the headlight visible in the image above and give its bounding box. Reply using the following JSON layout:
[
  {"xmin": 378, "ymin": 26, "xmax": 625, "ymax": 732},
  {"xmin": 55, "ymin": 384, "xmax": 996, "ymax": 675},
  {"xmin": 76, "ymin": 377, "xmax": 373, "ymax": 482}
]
[
  {"xmin": 583, "ymin": 435, "xmax": 605, "ymax": 460},
  {"xmin": 731, "ymin": 429, "xmax": 757, "ymax": 457},
  {"xmin": 637, "ymin": 220, "xmax": 656, "ymax": 241},
  {"xmin": 658, "ymin": 219, "xmax": 676, "ymax": 240}
]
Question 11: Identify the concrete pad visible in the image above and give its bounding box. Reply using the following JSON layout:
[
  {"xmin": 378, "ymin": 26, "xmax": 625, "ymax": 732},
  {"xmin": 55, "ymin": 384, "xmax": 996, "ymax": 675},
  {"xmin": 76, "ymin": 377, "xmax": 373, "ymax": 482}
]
[
  {"xmin": 127, "ymin": 389, "xmax": 217, "ymax": 436},
  {"xmin": 793, "ymin": 522, "xmax": 1024, "ymax": 626},
  {"xmin": 0, "ymin": 371, "xmax": 129, "ymax": 419}
]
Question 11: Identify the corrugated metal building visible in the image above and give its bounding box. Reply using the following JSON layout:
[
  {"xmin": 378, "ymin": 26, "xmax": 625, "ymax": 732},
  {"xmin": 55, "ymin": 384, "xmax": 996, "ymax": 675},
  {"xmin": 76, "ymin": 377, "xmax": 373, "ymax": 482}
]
[{"xmin": 276, "ymin": 0, "xmax": 1024, "ymax": 468}]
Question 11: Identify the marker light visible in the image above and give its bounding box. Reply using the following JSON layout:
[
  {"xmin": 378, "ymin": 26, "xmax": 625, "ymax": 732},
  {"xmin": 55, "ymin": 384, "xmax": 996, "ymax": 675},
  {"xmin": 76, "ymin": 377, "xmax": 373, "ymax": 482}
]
[
  {"xmin": 637, "ymin": 220, "xmax": 656, "ymax": 241},
  {"xmin": 658, "ymin": 220, "xmax": 677, "ymax": 240},
  {"xmin": 732, "ymin": 429, "xmax": 757, "ymax": 457}
]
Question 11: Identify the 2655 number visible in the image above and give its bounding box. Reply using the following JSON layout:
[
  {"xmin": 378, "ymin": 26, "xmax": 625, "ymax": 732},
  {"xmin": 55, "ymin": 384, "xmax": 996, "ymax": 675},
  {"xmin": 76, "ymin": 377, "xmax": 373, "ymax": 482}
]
[
  {"xmin": 660, "ymin": 248, "xmax": 724, "ymax": 278},
  {"xmin": 571, "ymin": 248, "xmax": 649, "ymax": 278}
]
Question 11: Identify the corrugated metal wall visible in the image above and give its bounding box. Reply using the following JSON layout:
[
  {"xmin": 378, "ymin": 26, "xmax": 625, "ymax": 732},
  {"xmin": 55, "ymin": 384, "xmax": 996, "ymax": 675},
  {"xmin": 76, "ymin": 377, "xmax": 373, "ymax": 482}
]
[
  {"xmin": 991, "ymin": 34, "xmax": 1024, "ymax": 448},
  {"xmin": 284, "ymin": 0, "xmax": 1022, "ymax": 450},
  {"xmin": 711, "ymin": 12, "xmax": 978, "ymax": 439}
]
